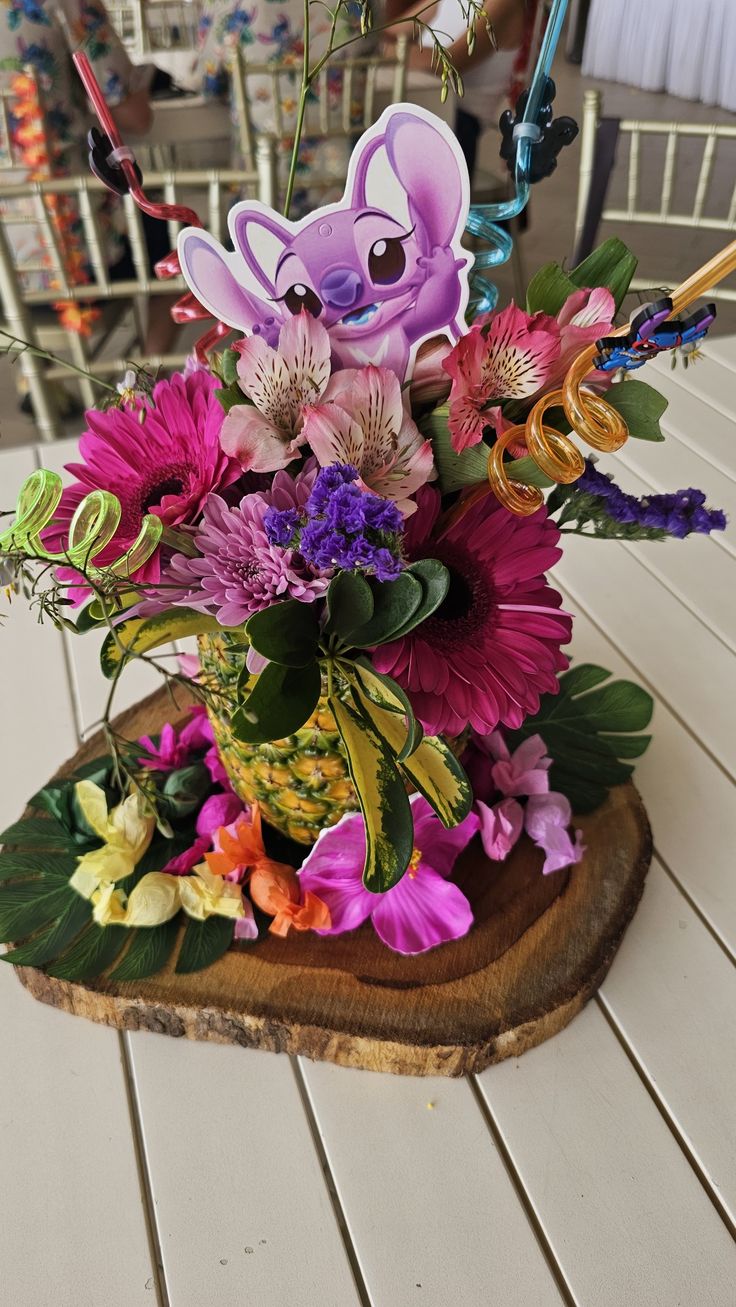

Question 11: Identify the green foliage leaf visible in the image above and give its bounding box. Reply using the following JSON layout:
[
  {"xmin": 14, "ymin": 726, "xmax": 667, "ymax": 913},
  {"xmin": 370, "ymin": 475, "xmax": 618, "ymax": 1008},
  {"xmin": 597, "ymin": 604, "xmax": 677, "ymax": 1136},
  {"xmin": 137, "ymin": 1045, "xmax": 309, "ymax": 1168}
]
[
  {"xmin": 350, "ymin": 572, "xmax": 423, "ymax": 647},
  {"xmin": 0, "ymin": 882, "xmax": 77, "ymax": 942},
  {"xmin": 507, "ymin": 456, "xmax": 555, "ymax": 489},
  {"xmin": 507, "ymin": 664, "xmax": 654, "ymax": 813},
  {"xmin": 0, "ymin": 816, "xmax": 74, "ymax": 851},
  {"xmin": 101, "ymin": 609, "xmax": 228, "ymax": 680},
  {"xmin": 232, "ymin": 659, "xmax": 321, "ymax": 744},
  {"xmin": 46, "ymin": 923, "xmax": 129, "ymax": 980},
  {"xmin": 1, "ymin": 896, "xmax": 90, "ymax": 967},
  {"xmin": 0, "ymin": 852, "xmax": 77, "ymax": 883},
  {"xmin": 361, "ymin": 696, "xmax": 472, "ymax": 829},
  {"xmin": 245, "ymin": 599, "xmax": 320, "ymax": 667},
  {"xmin": 526, "ymin": 237, "xmax": 638, "ymax": 315},
  {"xmin": 420, "ymin": 404, "xmax": 489, "ymax": 492},
  {"xmin": 325, "ymin": 571, "xmax": 374, "ymax": 641},
  {"xmin": 109, "ymin": 917, "xmax": 180, "ymax": 982},
  {"xmin": 604, "ymin": 379, "xmax": 667, "ymax": 442},
  {"xmin": 386, "ymin": 560, "xmax": 450, "ymax": 642},
  {"xmin": 220, "ymin": 347, "xmax": 240, "ymax": 386},
  {"xmin": 215, "ymin": 380, "xmax": 247, "ymax": 413},
  {"xmin": 175, "ymin": 915, "xmax": 233, "ymax": 974},
  {"xmin": 330, "ymin": 691, "xmax": 413, "ymax": 892},
  {"xmin": 351, "ymin": 659, "xmax": 423, "ymax": 762}
]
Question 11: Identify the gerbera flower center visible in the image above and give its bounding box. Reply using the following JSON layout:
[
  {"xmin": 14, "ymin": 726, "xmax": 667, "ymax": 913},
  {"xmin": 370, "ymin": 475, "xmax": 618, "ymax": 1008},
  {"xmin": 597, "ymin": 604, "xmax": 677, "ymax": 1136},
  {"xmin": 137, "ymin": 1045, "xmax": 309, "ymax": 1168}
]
[
  {"xmin": 140, "ymin": 474, "xmax": 187, "ymax": 515},
  {"xmin": 420, "ymin": 545, "xmax": 494, "ymax": 647}
]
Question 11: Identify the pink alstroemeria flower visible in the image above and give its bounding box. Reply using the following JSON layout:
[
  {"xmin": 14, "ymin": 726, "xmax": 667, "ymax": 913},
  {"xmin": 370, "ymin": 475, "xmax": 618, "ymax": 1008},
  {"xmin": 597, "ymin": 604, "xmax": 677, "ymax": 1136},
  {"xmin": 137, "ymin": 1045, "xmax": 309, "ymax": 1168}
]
[
  {"xmin": 221, "ymin": 312, "xmax": 331, "ymax": 473},
  {"xmin": 302, "ymin": 365, "xmax": 436, "ymax": 517},
  {"xmin": 298, "ymin": 796, "xmax": 480, "ymax": 955},
  {"xmin": 545, "ymin": 286, "xmax": 616, "ymax": 394},
  {"xmin": 443, "ymin": 302, "xmax": 561, "ymax": 452}
]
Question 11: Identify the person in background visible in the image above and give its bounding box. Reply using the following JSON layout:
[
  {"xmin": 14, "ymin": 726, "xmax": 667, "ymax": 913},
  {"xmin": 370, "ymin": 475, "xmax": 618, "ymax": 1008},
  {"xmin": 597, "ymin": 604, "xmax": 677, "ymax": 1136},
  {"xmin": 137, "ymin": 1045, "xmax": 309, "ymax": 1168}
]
[
  {"xmin": 384, "ymin": 0, "xmax": 527, "ymax": 185},
  {"xmin": 0, "ymin": 0, "xmax": 178, "ymax": 362},
  {"xmin": 192, "ymin": 0, "xmax": 374, "ymax": 213}
]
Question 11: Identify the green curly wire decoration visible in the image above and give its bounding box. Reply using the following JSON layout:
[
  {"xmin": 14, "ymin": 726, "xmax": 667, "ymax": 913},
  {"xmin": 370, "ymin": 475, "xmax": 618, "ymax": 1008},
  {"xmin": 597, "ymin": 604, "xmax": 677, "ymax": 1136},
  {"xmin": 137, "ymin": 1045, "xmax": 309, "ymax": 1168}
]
[{"xmin": 0, "ymin": 469, "xmax": 163, "ymax": 582}]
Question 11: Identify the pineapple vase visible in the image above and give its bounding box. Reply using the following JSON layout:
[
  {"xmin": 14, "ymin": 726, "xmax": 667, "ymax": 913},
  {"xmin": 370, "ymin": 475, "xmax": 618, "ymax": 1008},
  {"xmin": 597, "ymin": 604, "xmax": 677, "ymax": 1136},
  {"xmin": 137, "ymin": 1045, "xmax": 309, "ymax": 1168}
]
[{"xmin": 198, "ymin": 632, "xmax": 359, "ymax": 845}]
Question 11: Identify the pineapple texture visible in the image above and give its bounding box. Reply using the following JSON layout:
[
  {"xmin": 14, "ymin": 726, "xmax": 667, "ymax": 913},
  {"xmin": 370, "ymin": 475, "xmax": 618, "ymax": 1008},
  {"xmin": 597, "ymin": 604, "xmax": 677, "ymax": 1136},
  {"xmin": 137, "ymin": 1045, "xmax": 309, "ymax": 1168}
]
[{"xmin": 198, "ymin": 632, "xmax": 359, "ymax": 844}]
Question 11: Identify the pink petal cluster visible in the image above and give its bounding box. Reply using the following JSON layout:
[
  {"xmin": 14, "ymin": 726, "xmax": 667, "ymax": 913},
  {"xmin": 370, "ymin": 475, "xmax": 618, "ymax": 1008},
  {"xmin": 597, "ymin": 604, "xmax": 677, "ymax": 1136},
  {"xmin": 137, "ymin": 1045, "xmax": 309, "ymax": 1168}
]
[
  {"xmin": 221, "ymin": 312, "xmax": 332, "ymax": 473},
  {"xmin": 472, "ymin": 731, "xmax": 585, "ymax": 874},
  {"xmin": 443, "ymin": 289, "xmax": 615, "ymax": 454},
  {"xmin": 44, "ymin": 371, "xmax": 239, "ymax": 602},
  {"xmin": 372, "ymin": 485, "xmax": 572, "ymax": 737},
  {"xmin": 302, "ymin": 365, "xmax": 436, "ymax": 516},
  {"xmin": 298, "ymin": 796, "xmax": 480, "ymax": 955}
]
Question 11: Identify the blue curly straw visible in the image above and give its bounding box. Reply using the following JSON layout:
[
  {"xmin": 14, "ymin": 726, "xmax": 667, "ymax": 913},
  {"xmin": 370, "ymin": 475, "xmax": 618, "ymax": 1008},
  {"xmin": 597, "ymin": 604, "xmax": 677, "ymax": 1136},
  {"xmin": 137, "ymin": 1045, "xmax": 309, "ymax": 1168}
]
[{"xmin": 467, "ymin": 0, "xmax": 570, "ymax": 314}]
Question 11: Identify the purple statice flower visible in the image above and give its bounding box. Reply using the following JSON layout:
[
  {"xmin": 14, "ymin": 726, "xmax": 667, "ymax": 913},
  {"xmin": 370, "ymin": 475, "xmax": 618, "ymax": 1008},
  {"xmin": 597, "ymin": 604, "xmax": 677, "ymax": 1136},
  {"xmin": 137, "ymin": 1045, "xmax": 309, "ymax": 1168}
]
[
  {"xmin": 559, "ymin": 461, "xmax": 727, "ymax": 541},
  {"xmin": 264, "ymin": 463, "xmax": 404, "ymax": 582}
]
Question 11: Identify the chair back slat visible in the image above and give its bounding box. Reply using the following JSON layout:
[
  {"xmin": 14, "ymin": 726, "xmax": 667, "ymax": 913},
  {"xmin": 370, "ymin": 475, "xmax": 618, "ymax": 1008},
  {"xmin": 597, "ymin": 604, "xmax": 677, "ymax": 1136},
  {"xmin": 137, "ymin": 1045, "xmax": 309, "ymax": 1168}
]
[{"xmin": 574, "ymin": 89, "xmax": 736, "ymax": 304}]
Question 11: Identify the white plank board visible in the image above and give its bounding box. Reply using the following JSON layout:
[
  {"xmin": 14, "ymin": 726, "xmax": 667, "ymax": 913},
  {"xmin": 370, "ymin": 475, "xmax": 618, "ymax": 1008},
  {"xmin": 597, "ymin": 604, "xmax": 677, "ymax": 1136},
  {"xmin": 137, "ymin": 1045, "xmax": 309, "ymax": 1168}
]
[
  {"xmin": 476, "ymin": 1003, "xmax": 736, "ymax": 1307},
  {"xmin": 124, "ymin": 1038, "xmax": 362, "ymax": 1307},
  {"xmin": 298, "ymin": 1058, "xmax": 565, "ymax": 1307},
  {"xmin": 600, "ymin": 858, "xmax": 736, "ymax": 1226},
  {"xmin": 559, "ymin": 596, "xmax": 736, "ymax": 956},
  {"xmin": 641, "ymin": 360, "xmax": 736, "ymax": 485},
  {"xmin": 555, "ymin": 537, "xmax": 736, "ymax": 779},
  {"xmin": 1, "ymin": 451, "xmax": 157, "ymax": 1306}
]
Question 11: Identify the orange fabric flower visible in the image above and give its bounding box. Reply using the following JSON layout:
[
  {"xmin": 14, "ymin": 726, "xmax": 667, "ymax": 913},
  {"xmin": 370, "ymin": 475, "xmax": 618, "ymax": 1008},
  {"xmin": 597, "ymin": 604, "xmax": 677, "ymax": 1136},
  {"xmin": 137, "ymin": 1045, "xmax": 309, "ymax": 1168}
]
[{"xmin": 205, "ymin": 804, "xmax": 331, "ymax": 937}]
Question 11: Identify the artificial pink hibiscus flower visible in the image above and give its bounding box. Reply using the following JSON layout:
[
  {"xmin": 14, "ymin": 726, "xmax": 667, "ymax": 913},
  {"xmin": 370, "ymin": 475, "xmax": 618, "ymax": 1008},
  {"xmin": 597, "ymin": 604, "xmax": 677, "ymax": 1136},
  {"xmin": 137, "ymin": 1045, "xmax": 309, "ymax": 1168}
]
[
  {"xmin": 298, "ymin": 796, "xmax": 480, "ymax": 955},
  {"xmin": 220, "ymin": 311, "xmax": 332, "ymax": 473},
  {"xmin": 301, "ymin": 365, "xmax": 435, "ymax": 516},
  {"xmin": 372, "ymin": 485, "xmax": 572, "ymax": 738},
  {"xmin": 443, "ymin": 302, "xmax": 561, "ymax": 452}
]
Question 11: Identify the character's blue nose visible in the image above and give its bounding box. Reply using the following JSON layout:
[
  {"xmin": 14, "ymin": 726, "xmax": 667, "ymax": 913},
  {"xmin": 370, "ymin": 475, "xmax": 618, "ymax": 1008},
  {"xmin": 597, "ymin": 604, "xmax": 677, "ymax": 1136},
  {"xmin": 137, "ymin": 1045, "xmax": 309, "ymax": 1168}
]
[{"xmin": 320, "ymin": 267, "xmax": 363, "ymax": 310}]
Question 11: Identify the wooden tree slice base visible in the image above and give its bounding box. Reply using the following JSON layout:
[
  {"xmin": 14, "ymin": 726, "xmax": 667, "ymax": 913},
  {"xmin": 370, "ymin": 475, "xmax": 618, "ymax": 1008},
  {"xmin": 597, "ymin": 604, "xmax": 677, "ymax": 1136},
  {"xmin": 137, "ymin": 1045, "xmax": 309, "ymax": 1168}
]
[{"xmin": 14, "ymin": 689, "xmax": 652, "ymax": 1077}]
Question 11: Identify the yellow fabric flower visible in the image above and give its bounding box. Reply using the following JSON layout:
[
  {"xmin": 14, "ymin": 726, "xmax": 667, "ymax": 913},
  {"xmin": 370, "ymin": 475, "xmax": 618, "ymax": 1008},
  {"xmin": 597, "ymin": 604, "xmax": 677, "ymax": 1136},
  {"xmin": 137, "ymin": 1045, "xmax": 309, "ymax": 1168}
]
[
  {"xmin": 70, "ymin": 781, "xmax": 155, "ymax": 898},
  {"xmin": 178, "ymin": 864, "xmax": 245, "ymax": 922}
]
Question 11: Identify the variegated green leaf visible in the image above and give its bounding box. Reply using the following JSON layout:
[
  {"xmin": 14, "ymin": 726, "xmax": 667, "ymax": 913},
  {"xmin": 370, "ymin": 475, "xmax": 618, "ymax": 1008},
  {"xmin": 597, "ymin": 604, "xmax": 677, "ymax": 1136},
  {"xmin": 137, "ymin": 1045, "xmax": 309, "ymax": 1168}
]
[
  {"xmin": 362, "ymin": 697, "xmax": 472, "ymax": 829},
  {"xmin": 101, "ymin": 608, "xmax": 231, "ymax": 679},
  {"xmin": 330, "ymin": 692, "xmax": 413, "ymax": 892},
  {"xmin": 350, "ymin": 659, "xmax": 423, "ymax": 761}
]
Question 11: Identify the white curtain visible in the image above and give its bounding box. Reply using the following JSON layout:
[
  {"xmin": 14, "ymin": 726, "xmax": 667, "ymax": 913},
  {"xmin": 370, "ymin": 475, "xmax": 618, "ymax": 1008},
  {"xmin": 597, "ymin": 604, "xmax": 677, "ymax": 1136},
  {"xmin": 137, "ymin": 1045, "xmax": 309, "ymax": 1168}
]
[{"xmin": 582, "ymin": 0, "xmax": 736, "ymax": 112}]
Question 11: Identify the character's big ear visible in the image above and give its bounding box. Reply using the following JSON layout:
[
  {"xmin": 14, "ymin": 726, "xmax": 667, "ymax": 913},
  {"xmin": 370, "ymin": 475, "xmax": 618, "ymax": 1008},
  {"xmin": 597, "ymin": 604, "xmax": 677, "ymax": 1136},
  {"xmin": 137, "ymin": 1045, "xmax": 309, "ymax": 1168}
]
[
  {"xmin": 230, "ymin": 205, "xmax": 295, "ymax": 297},
  {"xmin": 177, "ymin": 229, "xmax": 273, "ymax": 332},
  {"xmin": 350, "ymin": 107, "xmax": 469, "ymax": 250}
]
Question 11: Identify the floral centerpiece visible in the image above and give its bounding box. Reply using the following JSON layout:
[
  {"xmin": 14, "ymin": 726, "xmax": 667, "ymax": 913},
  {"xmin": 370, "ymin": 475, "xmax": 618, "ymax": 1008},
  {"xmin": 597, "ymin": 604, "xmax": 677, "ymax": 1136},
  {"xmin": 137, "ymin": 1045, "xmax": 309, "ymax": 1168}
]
[{"xmin": 0, "ymin": 92, "xmax": 729, "ymax": 984}]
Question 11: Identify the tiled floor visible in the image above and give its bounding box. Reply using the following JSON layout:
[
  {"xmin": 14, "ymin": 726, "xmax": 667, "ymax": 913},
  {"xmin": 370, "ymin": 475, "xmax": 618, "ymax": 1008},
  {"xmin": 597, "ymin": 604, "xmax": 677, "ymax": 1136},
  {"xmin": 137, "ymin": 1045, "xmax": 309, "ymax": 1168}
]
[{"xmin": 0, "ymin": 46, "xmax": 733, "ymax": 453}]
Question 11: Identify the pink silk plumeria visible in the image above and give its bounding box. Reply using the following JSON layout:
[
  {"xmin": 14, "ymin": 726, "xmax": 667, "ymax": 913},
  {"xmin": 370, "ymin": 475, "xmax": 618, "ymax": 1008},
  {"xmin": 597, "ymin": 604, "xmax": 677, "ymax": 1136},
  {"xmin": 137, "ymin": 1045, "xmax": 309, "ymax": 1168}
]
[
  {"xmin": 298, "ymin": 796, "xmax": 480, "ymax": 955},
  {"xmin": 221, "ymin": 311, "xmax": 332, "ymax": 473},
  {"xmin": 301, "ymin": 365, "xmax": 436, "ymax": 517},
  {"xmin": 443, "ymin": 288, "xmax": 616, "ymax": 454},
  {"xmin": 472, "ymin": 731, "xmax": 585, "ymax": 873}
]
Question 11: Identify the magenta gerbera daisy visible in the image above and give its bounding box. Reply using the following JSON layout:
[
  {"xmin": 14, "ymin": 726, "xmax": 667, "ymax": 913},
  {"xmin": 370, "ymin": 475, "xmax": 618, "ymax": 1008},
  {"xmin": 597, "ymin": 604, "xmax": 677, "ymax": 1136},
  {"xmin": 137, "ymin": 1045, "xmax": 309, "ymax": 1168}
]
[
  {"xmin": 43, "ymin": 371, "xmax": 240, "ymax": 600},
  {"xmin": 372, "ymin": 486, "xmax": 572, "ymax": 736}
]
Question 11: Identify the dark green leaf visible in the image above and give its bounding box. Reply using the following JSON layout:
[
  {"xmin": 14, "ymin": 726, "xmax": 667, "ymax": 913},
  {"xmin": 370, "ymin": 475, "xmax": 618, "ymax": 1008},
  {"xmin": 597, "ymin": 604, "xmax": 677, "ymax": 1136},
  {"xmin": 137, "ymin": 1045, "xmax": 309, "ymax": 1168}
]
[
  {"xmin": 385, "ymin": 560, "xmax": 450, "ymax": 642},
  {"xmin": 569, "ymin": 237, "xmax": 638, "ymax": 312},
  {"xmin": 215, "ymin": 380, "xmax": 247, "ymax": 413},
  {"xmin": 175, "ymin": 915, "xmax": 233, "ymax": 974},
  {"xmin": 46, "ymin": 923, "xmax": 128, "ymax": 980},
  {"xmin": 604, "ymin": 379, "xmax": 667, "ymax": 442},
  {"xmin": 325, "ymin": 571, "xmax": 374, "ymax": 641},
  {"xmin": 1, "ymin": 896, "xmax": 90, "ymax": 967},
  {"xmin": 0, "ymin": 883, "xmax": 80, "ymax": 944},
  {"xmin": 109, "ymin": 917, "xmax": 181, "ymax": 981},
  {"xmin": 507, "ymin": 664, "xmax": 653, "ymax": 814},
  {"xmin": 0, "ymin": 852, "xmax": 77, "ymax": 883},
  {"xmin": 245, "ymin": 599, "xmax": 320, "ymax": 667},
  {"xmin": 74, "ymin": 601, "xmax": 108, "ymax": 633},
  {"xmin": 160, "ymin": 763, "xmax": 211, "ymax": 819},
  {"xmin": 350, "ymin": 572, "xmax": 423, "ymax": 647},
  {"xmin": 232, "ymin": 659, "xmax": 321, "ymax": 744},
  {"xmin": 0, "ymin": 816, "xmax": 73, "ymax": 851}
]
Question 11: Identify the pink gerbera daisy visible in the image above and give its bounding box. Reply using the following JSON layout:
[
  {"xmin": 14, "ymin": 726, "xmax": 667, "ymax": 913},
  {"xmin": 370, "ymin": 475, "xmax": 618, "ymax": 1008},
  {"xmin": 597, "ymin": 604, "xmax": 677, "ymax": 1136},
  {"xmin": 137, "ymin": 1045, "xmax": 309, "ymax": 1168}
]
[
  {"xmin": 372, "ymin": 486, "xmax": 572, "ymax": 737},
  {"xmin": 43, "ymin": 371, "xmax": 240, "ymax": 601}
]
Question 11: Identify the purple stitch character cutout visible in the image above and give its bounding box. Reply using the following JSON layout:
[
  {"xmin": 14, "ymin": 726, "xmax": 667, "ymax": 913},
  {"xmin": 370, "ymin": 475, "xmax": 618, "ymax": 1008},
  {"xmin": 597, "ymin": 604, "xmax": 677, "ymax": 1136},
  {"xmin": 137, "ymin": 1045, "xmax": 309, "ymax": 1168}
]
[{"xmin": 177, "ymin": 104, "xmax": 471, "ymax": 382}]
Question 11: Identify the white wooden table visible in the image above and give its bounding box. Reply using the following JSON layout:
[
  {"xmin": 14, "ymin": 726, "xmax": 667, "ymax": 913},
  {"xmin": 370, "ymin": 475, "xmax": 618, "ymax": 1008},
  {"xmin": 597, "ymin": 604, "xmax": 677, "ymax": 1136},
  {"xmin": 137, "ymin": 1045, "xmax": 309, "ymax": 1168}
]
[{"xmin": 2, "ymin": 339, "xmax": 736, "ymax": 1306}]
